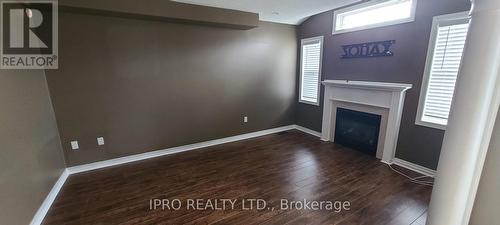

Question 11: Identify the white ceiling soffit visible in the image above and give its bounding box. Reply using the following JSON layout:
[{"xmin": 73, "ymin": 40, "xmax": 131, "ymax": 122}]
[{"xmin": 172, "ymin": 0, "xmax": 362, "ymax": 25}]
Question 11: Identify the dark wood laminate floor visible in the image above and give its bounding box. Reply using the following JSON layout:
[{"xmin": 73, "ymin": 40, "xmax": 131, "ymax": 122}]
[{"xmin": 43, "ymin": 130, "xmax": 431, "ymax": 225}]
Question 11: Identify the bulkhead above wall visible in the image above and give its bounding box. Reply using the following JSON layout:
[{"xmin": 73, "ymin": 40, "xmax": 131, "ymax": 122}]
[{"xmin": 59, "ymin": 0, "xmax": 259, "ymax": 29}]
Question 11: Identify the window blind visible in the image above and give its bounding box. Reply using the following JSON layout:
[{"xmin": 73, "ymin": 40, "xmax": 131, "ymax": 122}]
[
  {"xmin": 422, "ymin": 22, "xmax": 469, "ymax": 125},
  {"xmin": 300, "ymin": 38, "xmax": 322, "ymax": 104}
]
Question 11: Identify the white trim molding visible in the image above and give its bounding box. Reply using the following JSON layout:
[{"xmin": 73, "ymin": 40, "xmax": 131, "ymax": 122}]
[
  {"xmin": 67, "ymin": 125, "xmax": 296, "ymax": 174},
  {"xmin": 296, "ymin": 124, "xmax": 437, "ymax": 178},
  {"xmin": 32, "ymin": 126, "xmax": 299, "ymax": 224},
  {"xmin": 294, "ymin": 125, "xmax": 321, "ymax": 137},
  {"xmin": 415, "ymin": 11, "xmax": 471, "ymax": 131},
  {"xmin": 392, "ymin": 158, "xmax": 436, "ymax": 177},
  {"xmin": 299, "ymin": 36, "xmax": 323, "ymax": 106},
  {"xmin": 29, "ymin": 169, "xmax": 69, "ymax": 225},
  {"xmin": 28, "ymin": 124, "xmax": 436, "ymax": 225}
]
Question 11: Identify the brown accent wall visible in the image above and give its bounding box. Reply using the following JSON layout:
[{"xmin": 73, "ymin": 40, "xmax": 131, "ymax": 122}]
[
  {"xmin": 295, "ymin": 0, "xmax": 471, "ymax": 169},
  {"xmin": 0, "ymin": 70, "xmax": 66, "ymax": 225},
  {"xmin": 46, "ymin": 12, "xmax": 297, "ymax": 166}
]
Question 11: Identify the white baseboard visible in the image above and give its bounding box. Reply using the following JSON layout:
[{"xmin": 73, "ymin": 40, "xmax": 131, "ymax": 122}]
[
  {"xmin": 30, "ymin": 169, "xmax": 69, "ymax": 225},
  {"xmin": 67, "ymin": 125, "xmax": 296, "ymax": 174},
  {"xmin": 68, "ymin": 126, "xmax": 435, "ymax": 179},
  {"xmin": 30, "ymin": 125, "xmax": 297, "ymax": 225},
  {"xmin": 392, "ymin": 158, "xmax": 437, "ymax": 177},
  {"xmin": 293, "ymin": 125, "xmax": 321, "ymax": 137},
  {"xmin": 28, "ymin": 127, "xmax": 434, "ymax": 225}
]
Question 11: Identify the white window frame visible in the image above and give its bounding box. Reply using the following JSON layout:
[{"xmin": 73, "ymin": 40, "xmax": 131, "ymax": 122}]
[
  {"xmin": 415, "ymin": 11, "xmax": 470, "ymax": 130},
  {"xmin": 299, "ymin": 36, "xmax": 324, "ymax": 106},
  {"xmin": 332, "ymin": 0, "xmax": 418, "ymax": 35}
]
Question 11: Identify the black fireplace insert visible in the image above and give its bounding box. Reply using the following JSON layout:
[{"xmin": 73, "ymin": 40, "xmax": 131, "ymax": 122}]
[{"xmin": 334, "ymin": 108, "xmax": 382, "ymax": 156}]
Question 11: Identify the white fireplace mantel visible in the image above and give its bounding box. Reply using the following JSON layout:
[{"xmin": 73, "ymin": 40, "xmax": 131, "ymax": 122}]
[{"xmin": 321, "ymin": 80, "xmax": 412, "ymax": 164}]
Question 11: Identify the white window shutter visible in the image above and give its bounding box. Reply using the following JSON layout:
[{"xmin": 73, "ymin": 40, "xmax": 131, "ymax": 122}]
[
  {"xmin": 422, "ymin": 22, "xmax": 469, "ymax": 126},
  {"xmin": 300, "ymin": 37, "xmax": 323, "ymax": 105}
]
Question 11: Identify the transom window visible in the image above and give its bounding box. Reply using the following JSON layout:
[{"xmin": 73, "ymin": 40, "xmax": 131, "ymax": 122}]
[
  {"xmin": 333, "ymin": 0, "xmax": 417, "ymax": 34},
  {"xmin": 416, "ymin": 12, "xmax": 470, "ymax": 130}
]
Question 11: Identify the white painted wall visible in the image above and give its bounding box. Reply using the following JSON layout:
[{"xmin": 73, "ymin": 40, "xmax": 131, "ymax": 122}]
[{"xmin": 468, "ymin": 107, "xmax": 500, "ymax": 225}]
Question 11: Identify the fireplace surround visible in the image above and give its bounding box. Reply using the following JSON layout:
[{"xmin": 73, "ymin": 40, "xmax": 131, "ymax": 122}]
[{"xmin": 321, "ymin": 80, "xmax": 412, "ymax": 163}]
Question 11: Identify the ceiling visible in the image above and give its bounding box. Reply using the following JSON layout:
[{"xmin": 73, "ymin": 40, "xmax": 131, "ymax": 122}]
[{"xmin": 172, "ymin": 0, "xmax": 361, "ymax": 25}]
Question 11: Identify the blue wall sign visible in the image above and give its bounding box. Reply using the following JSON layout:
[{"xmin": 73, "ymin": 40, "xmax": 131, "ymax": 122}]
[{"xmin": 341, "ymin": 40, "xmax": 396, "ymax": 59}]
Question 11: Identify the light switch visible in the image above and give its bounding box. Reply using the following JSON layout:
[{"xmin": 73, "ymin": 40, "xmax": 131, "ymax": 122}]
[
  {"xmin": 97, "ymin": 137, "xmax": 105, "ymax": 146},
  {"xmin": 70, "ymin": 141, "xmax": 79, "ymax": 150},
  {"xmin": 244, "ymin": 116, "xmax": 248, "ymax": 123}
]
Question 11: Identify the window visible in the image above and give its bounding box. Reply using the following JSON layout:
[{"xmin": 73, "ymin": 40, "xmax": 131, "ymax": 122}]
[
  {"xmin": 416, "ymin": 12, "xmax": 470, "ymax": 130},
  {"xmin": 333, "ymin": 0, "xmax": 417, "ymax": 34},
  {"xmin": 299, "ymin": 36, "xmax": 323, "ymax": 105}
]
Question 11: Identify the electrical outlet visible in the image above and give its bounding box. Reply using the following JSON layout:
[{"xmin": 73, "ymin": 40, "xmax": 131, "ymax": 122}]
[
  {"xmin": 97, "ymin": 137, "xmax": 105, "ymax": 146},
  {"xmin": 70, "ymin": 141, "xmax": 79, "ymax": 150},
  {"xmin": 244, "ymin": 116, "xmax": 248, "ymax": 123}
]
